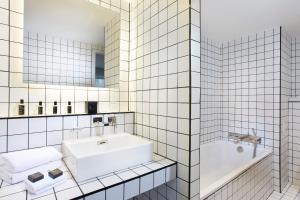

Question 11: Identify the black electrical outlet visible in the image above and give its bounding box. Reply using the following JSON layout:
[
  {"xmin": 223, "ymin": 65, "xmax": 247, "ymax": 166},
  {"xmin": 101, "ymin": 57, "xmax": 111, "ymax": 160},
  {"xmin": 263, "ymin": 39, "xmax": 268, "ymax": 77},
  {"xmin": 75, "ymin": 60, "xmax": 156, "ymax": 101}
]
[{"xmin": 85, "ymin": 101, "xmax": 98, "ymax": 114}]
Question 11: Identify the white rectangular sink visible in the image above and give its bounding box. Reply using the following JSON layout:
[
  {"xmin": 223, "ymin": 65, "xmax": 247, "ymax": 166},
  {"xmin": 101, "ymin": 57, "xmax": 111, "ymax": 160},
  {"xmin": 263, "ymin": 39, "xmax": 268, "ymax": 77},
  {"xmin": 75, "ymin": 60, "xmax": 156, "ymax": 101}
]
[{"xmin": 62, "ymin": 133, "xmax": 153, "ymax": 182}]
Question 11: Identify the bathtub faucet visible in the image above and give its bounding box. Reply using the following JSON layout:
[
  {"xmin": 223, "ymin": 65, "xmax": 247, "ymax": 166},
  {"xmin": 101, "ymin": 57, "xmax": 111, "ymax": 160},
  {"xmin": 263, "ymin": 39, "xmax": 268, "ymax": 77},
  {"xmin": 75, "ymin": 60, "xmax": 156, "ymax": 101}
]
[
  {"xmin": 228, "ymin": 129, "xmax": 262, "ymax": 158},
  {"xmin": 249, "ymin": 128, "xmax": 261, "ymax": 158}
]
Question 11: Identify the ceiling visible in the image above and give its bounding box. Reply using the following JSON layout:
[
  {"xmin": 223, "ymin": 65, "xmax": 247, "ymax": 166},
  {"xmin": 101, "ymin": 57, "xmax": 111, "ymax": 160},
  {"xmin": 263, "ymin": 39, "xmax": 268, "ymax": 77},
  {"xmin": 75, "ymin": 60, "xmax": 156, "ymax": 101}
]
[
  {"xmin": 25, "ymin": 0, "xmax": 119, "ymax": 45},
  {"xmin": 202, "ymin": 0, "xmax": 300, "ymax": 43}
]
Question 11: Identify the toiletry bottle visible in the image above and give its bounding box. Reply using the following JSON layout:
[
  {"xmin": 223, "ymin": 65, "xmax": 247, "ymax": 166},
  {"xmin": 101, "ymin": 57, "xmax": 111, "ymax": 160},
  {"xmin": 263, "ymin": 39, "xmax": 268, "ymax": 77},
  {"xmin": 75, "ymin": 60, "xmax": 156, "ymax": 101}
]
[
  {"xmin": 38, "ymin": 101, "xmax": 43, "ymax": 115},
  {"xmin": 53, "ymin": 101, "xmax": 58, "ymax": 114},
  {"xmin": 67, "ymin": 101, "xmax": 72, "ymax": 114},
  {"xmin": 18, "ymin": 99, "xmax": 25, "ymax": 116}
]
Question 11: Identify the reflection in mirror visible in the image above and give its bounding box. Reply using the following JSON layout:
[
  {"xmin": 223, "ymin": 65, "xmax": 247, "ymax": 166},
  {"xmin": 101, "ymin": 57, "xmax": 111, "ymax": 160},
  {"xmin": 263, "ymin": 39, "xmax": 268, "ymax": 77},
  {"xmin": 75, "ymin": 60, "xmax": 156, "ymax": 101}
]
[{"xmin": 23, "ymin": 0, "xmax": 120, "ymax": 88}]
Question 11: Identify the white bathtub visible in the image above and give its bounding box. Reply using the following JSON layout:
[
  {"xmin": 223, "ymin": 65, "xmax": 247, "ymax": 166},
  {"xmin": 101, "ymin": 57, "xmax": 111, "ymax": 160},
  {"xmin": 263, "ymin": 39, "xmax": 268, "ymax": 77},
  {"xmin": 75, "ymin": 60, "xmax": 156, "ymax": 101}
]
[{"xmin": 200, "ymin": 140, "xmax": 272, "ymax": 199}]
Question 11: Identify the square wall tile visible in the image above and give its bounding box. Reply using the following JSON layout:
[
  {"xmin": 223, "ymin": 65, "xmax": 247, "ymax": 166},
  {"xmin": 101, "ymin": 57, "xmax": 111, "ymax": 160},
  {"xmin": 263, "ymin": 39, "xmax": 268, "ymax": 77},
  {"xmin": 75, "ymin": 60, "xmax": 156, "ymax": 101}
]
[
  {"xmin": 0, "ymin": 71, "xmax": 8, "ymax": 86},
  {"xmin": 64, "ymin": 116, "xmax": 77, "ymax": 130},
  {"xmin": 8, "ymin": 134, "xmax": 28, "ymax": 151},
  {"xmin": 78, "ymin": 116, "xmax": 91, "ymax": 128},
  {"xmin": 0, "ymin": 24, "xmax": 8, "ymax": 40},
  {"xmin": 29, "ymin": 118, "xmax": 46, "ymax": 133},
  {"xmin": 106, "ymin": 185, "xmax": 123, "ymax": 200},
  {"xmin": 85, "ymin": 191, "xmax": 105, "ymax": 200},
  {"xmin": 140, "ymin": 174, "xmax": 154, "ymax": 193},
  {"xmin": 47, "ymin": 117, "xmax": 63, "ymax": 131},
  {"xmin": 166, "ymin": 165, "xmax": 176, "ymax": 182},
  {"xmin": 154, "ymin": 169, "xmax": 166, "ymax": 187},
  {"xmin": 8, "ymin": 118, "xmax": 28, "ymax": 135},
  {"xmin": 0, "ymin": 136, "xmax": 7, "ymax": 152},
  {"xmin": 0, "ymin": 103, "xmax": 9, "ymax": 117},
  {"xmin": 0, "ymin": 55, "xmax": 9, "ymax": 71},
  {"xmin": 0, "ymin": 119, "xmax": 7, "ymax": 136},
  {"xmin": 0, "ymin": 87, "xmax": 9, "ymax": 103},
  {"xmin": 29, "ymin": 132, "xmax": 46, "ymax": 148},
  {"xmin": 0, "ymin": 1, "xmax": 8, "ymax": 9},
  {"xmin": 124, "ymin": 179, "xmax": 139, "ymax": 199},
  {"xmin": 10, "ymin": 88, "xmax": 28, "ymax": 103}
]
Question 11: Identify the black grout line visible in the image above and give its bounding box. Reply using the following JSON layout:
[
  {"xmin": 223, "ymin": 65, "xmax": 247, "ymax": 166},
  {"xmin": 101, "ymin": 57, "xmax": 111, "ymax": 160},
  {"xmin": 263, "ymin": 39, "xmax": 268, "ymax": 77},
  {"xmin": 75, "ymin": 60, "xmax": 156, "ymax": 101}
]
[
  {"xmin": 279, "ymin": 26, "xmax": 282, "ymax": 192},
  {"xmin": 61, "ymin": 161, "xmax": 84, "ymax": 197},
  {"xmin": 53, "ymin": 188, "xmax": 58, "ymax": 200}
]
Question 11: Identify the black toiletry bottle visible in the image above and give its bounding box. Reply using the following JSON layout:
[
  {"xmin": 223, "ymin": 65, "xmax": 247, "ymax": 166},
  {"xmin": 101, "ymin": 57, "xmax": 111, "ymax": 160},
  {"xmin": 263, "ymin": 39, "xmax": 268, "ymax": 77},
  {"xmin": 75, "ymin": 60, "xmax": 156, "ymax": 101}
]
[
  {"xmin": 67, "ymin": 101, "xmax": 72, "ymax": 114},
  {"xmin": 38, "ymin": 101, "xmax": 43, "ymax": 115},
  {"xmin": 18, "ymin": 99, "xmax": 25, "ymax": 116},
  {"xmin": 53, "ymin": 101, "xmax": 58, "ymax": 114}
]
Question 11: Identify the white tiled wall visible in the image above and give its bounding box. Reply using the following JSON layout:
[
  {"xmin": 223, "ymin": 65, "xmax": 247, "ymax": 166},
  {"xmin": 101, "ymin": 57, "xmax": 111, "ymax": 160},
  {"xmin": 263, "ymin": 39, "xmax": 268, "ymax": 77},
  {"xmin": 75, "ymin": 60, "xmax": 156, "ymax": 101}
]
[
  {"xmin": 289, "ymin": 35, "xmax": 300, "ymax": 186},
  {"xmin": 0, "ymin": 112, "xmax": 134, "ymax": 153},
  {"xmin": 289, "ymin": 37, "xmax": 300, "ymax": 187},
  {"xmin": 222, "ymin": 28, "xmax": 281, "ymax": 191},
  {"xmin": 200, "ymin": 38, "xmax": 222, "ymax": 144},
  {"xmin": 289, "ymin": 101, "xmax": 300, "ymax": 186},
  {"xmin": 280, "ymin": 29, "xmax": 293, "ymax": 191},
  {"xmin": 129, "ymin": 0, "xmax": 192, "ymax": 199},
  {"xmin": 292, "ymin": 39, "xmax": 300, "ymax": 96},
  {"xmin": 199, "ymin": 27, "xmax": 282, "ymax": 192}
]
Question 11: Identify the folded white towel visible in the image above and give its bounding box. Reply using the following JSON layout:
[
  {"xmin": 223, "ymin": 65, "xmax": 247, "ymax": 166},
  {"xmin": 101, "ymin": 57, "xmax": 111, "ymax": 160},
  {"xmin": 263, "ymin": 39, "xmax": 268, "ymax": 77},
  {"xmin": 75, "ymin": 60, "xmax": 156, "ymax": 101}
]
[
  {"xmin": 0, "ymin": 147, "xmax": 62, "ymax": 173},
  {"xmin": 0, "ymin": 160, "xmax": 62, "ymax": 184},
  {"xmin": 29, "ymin": 178, "xmax": 66, "ymax": 195},
  {"xmin": 25, "ymin": 173, "xmax": 66, "ymax": 195}
]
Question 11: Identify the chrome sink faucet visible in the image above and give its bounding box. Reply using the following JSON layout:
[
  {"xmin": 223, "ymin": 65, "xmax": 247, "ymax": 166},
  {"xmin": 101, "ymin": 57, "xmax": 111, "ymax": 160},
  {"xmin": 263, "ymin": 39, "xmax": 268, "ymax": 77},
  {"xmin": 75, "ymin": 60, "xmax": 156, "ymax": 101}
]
[
  {"xmin": 92, "ymin": 118, "xmax": 107, "ymax": 145},
  {"xmin": 107, "ymin": 116, "xmax": 116, "ymax": 134},
  {"xmin": 93, "ymin": 117, "xmax": 104, "ymax": 137},
  {"xmin": 94, "ymin": 121, "xmax": 104, "ymax": 137}
]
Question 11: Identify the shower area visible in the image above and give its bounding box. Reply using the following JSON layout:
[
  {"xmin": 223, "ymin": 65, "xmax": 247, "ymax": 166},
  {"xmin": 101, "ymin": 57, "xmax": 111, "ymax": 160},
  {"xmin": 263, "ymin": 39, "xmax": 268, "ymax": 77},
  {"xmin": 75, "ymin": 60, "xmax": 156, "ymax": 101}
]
[{"xmin": 198, "ymin": 0, "xmax": 300, "ymax": 199}]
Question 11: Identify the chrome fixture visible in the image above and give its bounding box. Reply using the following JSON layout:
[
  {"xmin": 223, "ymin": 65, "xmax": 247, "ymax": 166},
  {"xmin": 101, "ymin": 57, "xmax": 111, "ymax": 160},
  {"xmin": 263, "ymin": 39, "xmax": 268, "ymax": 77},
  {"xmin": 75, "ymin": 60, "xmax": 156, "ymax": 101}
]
[
  {"xmin": 228, "ymin": 129, "xmax": 261, "ymax": 158},
  {"xmin": 250, "ymin": 128, "xmax": 260, "ymax": 158},
  {"xmin": 93, "ymin": 117, "xmax": 103, "ymax": 137},
  {"xmin": 107, "ymin": 116, "xmax": 117, "ymax": 133},
  {"xmin": 106, "ymin": 116, "xmax": 116, "ymax": 126},
  {"xmin": 92, "ymin": 116, "xmax": 117, "ymax": 136}
]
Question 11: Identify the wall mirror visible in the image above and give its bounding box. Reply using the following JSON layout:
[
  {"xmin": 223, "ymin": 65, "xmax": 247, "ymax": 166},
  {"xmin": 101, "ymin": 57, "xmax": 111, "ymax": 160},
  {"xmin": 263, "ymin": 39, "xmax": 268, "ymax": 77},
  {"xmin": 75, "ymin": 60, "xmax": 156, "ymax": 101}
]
[
  {"xmin": 23, "ymin": 0, "xmax": 121, "ymax": 88},
  {"xmin": 2, "ymin": 0, "xmax": 129, "ymax": 118}
]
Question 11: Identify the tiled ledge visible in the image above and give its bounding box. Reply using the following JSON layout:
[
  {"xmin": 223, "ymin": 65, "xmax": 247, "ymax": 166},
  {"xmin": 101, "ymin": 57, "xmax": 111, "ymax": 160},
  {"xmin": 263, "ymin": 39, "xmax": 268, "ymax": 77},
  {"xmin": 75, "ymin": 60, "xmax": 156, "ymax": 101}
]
[
  {"xmin": 0, "ymin": 154, "xmax": 177, "ymax": 200},
  {"xmin": 0, "ymin": 111, "xmax": 135, "ymax": 120}
]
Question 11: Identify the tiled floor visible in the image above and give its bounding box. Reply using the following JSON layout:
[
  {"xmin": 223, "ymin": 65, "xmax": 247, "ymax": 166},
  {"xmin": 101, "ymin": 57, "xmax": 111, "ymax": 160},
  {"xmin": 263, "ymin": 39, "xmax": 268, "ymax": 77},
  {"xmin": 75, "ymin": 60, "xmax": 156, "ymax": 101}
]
[
  {"xmin": 268, "ymin": 184, "xmax": 300, "ymax": 200},
  {"xmin": 0, "ymin": 154, "xmax": 176, "ymax": 200}
]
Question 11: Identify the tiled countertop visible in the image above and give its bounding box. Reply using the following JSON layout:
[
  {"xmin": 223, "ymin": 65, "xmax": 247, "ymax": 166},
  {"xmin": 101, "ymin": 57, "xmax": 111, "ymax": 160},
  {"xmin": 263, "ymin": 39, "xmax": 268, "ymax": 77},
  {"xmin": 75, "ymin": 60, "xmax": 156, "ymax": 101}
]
[{"xmin": 0, "ymin": 154, "xmax": 176, "ymax": 200}]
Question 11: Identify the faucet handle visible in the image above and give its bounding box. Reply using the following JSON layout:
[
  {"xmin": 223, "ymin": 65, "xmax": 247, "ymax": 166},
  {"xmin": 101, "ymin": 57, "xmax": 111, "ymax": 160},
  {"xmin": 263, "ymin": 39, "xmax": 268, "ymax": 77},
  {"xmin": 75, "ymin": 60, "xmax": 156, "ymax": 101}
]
[
  {"xmin": 108, "ymin": 116, "xmax": 116, "ymax": 125},
  {"xmin": 93, "ymin": 117, "xmax": 102, "ymax": 124}
]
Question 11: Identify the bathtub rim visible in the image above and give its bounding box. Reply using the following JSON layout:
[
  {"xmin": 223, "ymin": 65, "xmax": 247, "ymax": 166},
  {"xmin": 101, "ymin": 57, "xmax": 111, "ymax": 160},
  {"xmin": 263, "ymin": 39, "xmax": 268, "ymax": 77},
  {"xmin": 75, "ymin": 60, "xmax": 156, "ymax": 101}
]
[{"xmin": 200, "ymin": 141, "xmax": 273, "ymax": 200}]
